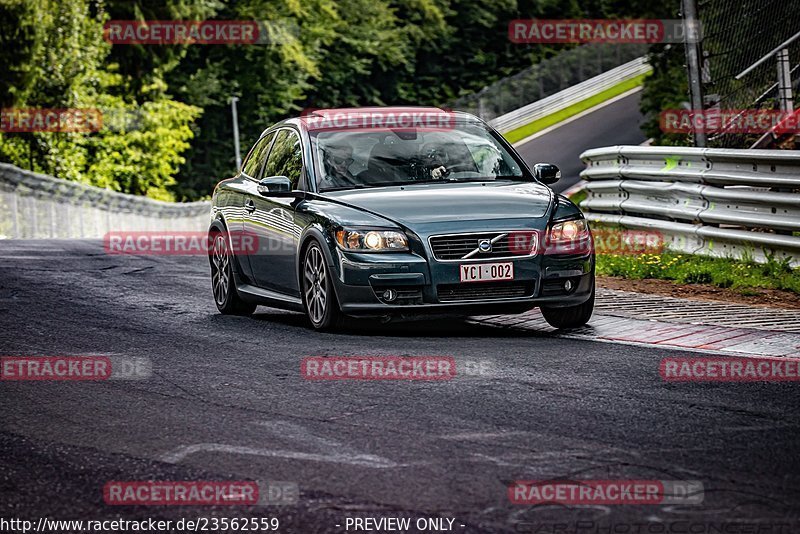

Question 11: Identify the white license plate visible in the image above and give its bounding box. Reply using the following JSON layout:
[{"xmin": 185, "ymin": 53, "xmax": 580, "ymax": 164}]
[{"xmin": 459, "ymin": 262, "xmax": 514, "ymax": 283}]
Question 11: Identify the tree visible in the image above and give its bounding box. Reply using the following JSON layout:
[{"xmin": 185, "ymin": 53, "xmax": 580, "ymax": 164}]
[{"xmin": 0, "ymin": 0, "xmax": 200, "ymax": 200}]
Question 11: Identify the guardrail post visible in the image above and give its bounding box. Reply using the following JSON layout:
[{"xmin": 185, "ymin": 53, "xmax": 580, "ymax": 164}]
[
  {"xmin": 777, "ymin": 48, "xmax": 794, "ymax": 113},
  {"xmin": 682, "ymin": 0, "xmax": 707, "ymax": 147}
]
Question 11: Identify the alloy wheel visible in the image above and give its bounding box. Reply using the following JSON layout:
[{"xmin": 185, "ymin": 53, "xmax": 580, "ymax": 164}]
[
  {"xmin": 304, "ymin": 245, "xmax": 328, "ymax": 326},
  {"xmin": 212, "ymin": 234, "xmax": 230, "ymax": 306}
]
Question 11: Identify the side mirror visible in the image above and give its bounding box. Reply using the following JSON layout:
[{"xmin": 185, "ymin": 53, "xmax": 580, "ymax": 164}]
[
  {"xmin": 533, "ymin": 163, "xmax": 561, "ymax": 185},
  {"xmin": 258, "ymin": 176, "xmax": 293, "ymax": 196}
]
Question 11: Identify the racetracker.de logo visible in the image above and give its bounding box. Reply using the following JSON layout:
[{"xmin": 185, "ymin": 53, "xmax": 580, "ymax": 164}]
[
  {"xmin": 301, "ymin": 356, "xmax": 456, "ymax": 380},
  {"xmin": 508, "ymin": 19, "xmax": 699, "ymax": 44},
  {"xmin": 104, "ymin": 231, "xmax": 259, "ymax": 256},
  {"xmin": 104, "ymin": 481, "xmax": 257, "ymax": 505},
  {"xmin": 660, "ymin": 357, "xmax": 800, "ymax": 382},
  {"xmin": 0, "ymin": 108, "xmax": 102, "ymax": 133},
  {"xmin": 301, "ymin": 108, "xmax": 457, "ymax": 132},
  {"xmin": 0, "ymin": 356, "xmax": 151, "ymax": 380},
  {"xmin": 103, "ymin": 481, "xmax": 298, "ymax": 506},
  {"xmin": 660, "ymin": 109, "xmax": 800, "ymax": 134},
  {"xmin": 509, "ymin": 480, "xmax": 704, "ymax": 505},
  {"xmin": 513, "ymin": 228, "xmax": 663, "ymax": 256},
  {"xmin": 103, "ymin": 20, "xmax": 293, "ymax": 45}
]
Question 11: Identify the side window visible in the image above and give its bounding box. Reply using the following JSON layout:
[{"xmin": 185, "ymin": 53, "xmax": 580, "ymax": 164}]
[
  {"xmin": 241, "ymin": 132, "xmax": 275, "ymax": 178},
  {"xmin": 264, "ymin": 130, "xmax": 303, "ymax": 188}
]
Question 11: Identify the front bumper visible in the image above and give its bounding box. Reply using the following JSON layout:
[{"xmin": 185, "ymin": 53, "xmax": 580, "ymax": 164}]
[{"xmin": 331, "ymin": 247, "xmax": 594, "ymax": 317}]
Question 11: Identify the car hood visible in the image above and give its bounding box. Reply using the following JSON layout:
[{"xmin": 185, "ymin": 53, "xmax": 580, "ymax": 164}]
[{"xmin": 323, "ymin": 181, "xmax": 553, "ymax": 229}]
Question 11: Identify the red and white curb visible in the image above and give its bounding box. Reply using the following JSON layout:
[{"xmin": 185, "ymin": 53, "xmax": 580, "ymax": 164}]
[{"xmin": 471, "ymin": 312, "xmax": 800, "ymax": 359}]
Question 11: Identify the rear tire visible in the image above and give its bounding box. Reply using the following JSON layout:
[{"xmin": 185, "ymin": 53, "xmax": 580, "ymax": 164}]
[
  {"xmin": 302, "ymin": 240, "xmax": 343, "ymax": 330},
  {"xmin": 541, "ymin": 285, "xmax": 594, "ymax": 329},
  {"xmin": 210, "ymin": 231, "xmax": 257, "ymax": 316}
]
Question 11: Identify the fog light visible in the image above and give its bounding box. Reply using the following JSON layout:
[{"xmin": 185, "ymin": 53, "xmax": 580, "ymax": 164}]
[
  {"xmin": 382, "ymin": 289, "xmax": 397, "ymax": 302},
  {"xmin": 564, "ymin": 280, "xmax": 573, "ymax": 292}
]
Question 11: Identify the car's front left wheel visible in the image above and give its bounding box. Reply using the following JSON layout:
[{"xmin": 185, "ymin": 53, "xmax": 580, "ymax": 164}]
[
  {"xmin": 210, "ymin": 232, "xmax": 257, "ymax": 316},
  {"xmin": 302, "ymin": 241, "xmax": 343, "ymax": 330}
]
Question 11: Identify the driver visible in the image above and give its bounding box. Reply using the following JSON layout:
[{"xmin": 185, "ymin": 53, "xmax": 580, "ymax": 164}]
[
  {"xmin": 321, "ymin": 143, "xmax": 358, "ymax": 188},
  {"xmin": 422, "ymin": 140, "xmax": 451, "ymax": 179}
]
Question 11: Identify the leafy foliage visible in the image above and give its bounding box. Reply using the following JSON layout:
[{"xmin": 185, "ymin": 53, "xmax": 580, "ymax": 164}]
[
  {"xmin": 1, "ymin": 0, "xmax": 678, "ymax": 200},
  {"xmin": 0, "ymin": 0, "xmax": 199, "ymax": 200}
]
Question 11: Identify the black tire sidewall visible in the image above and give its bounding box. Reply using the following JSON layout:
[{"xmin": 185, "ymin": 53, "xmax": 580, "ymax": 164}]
[{"xmin": 541, "ymin": 278, "xmax": 595, "ymax": 328}]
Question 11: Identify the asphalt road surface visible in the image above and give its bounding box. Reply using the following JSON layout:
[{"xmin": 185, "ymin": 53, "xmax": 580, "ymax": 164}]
[
  {"xmin": 515, "ymin": 90, "xmax": 647, "ymax": 193},
  {"xmin": 2, "ymin": 240, "xmax": 800, "ymax": 533}
]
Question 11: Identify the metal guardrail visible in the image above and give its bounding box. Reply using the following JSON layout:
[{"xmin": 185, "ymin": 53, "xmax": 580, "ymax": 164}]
[
  {"xmin": 490, "ymin": 57, "xmax": 652, "ymax": 135},
  {"xmin": 579, "ymin": 146, "xmax": 800, "ymax": 264},
  {"xmin": 450, "ymin": 43, "xmax": 649, "ymax": 125},
  {"xmin": 0, "ymin": 163, "xmax": 210, "ymax": 239}
]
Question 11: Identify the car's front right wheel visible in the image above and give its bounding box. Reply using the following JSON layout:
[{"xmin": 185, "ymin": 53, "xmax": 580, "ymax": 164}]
[
  {"xmin": 302, "ymin": 240, "xmax": 343, "ymax": 330},
  {"xmin": 540, "ymin": 285, "xmax": 594, "ymax": 329}
]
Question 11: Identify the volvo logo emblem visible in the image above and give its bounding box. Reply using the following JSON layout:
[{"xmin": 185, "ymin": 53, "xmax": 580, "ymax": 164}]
[{"xmin": 478, "ymin": 239, "xmax": 492, "ymax": 253}]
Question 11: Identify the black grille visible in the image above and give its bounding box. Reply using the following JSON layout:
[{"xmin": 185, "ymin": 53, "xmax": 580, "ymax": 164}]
[
  {"xmin": 429, "ymin": 232, "xmax": 516, "ymax": 260},
  {"xmin": 437, "ymin": 282, "xmax": 532, "ymax": 302}
]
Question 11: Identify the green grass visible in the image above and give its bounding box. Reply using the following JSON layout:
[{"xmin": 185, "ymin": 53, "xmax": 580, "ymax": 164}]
[
  {"xmin": 503, "ymin": 72, "xmax": 651, "ymax": 144},
  {"xmin": 597, "ymin": 251, "xmax": 800, "ymax": 295},
  {"xmin": 566, "ymin": 187, "xmax": 587, "ymax": 205}
]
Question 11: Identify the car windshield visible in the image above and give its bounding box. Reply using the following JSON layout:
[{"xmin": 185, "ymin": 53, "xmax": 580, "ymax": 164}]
[{"xmin": 307, "ymin": 116, "xmax": 526, "ymax": 191}]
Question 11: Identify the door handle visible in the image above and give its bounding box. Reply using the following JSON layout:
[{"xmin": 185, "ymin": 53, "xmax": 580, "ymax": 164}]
[{"xmin": 244, "ymin": 199, "xmax": 256, "ymax": 213}]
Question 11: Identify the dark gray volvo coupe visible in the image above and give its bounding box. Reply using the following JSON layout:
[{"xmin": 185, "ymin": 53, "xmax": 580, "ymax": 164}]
[{"xmin": 209, "ymin": 107, "xmax": 594, "ymax": 330}]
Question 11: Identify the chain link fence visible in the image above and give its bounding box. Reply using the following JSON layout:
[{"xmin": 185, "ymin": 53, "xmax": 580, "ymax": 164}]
[
  {"xmin": 449, "ymin": 42, "xmax": 649, "ymax": 123},
  {"xmin": 697, "ymin": 0, "xmax": 800, "ymax": 148}
]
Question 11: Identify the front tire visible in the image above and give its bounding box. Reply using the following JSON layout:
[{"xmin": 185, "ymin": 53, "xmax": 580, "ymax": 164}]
[
  {"xmin": 541, "ymin": 285, "xmax": 594, "ymax": 329},
  {"xmin": 210, "ymin": 232, "xmax": 257, "ymax": 316},
  {"xmin": 302, "ymin": 241, "xmax": 343, "ymax": 330}
]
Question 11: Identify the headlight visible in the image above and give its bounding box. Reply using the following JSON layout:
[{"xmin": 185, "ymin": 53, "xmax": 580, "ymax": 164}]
[
  {"xmin": 549, "ymin": 219, "xmax": 588, "ymax": 242},
  {"xmin": 546, "ymin": 218, "xmax": 592, "ymax": 254},
  {"xmin": 334, "ymin": 228, "xmax": 409, "ymax": 252}
]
